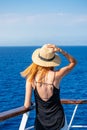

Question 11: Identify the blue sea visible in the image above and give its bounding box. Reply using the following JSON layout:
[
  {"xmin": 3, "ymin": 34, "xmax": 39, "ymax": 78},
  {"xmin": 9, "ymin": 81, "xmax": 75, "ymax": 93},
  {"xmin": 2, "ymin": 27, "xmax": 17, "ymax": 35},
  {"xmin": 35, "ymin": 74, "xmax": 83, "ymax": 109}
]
[{"xmin": 0, "ymin": 46, "xmax": 87, "ymax": 130}]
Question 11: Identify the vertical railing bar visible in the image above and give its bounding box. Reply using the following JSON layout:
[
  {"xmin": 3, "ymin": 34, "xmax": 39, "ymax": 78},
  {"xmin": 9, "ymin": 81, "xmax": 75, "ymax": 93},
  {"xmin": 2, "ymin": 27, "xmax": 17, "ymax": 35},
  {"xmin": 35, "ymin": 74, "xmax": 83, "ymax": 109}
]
[
  {"xmin": 19, "ymin": 112, "xmax": 30, "ymax": 130},
  {"xmin": 68, "ymin": 104, "xmax": 78, "ymax": 130}
]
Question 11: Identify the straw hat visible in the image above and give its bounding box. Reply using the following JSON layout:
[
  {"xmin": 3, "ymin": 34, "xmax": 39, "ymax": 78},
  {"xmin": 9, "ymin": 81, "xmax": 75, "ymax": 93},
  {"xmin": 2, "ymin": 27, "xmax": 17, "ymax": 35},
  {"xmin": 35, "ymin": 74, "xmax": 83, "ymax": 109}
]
[{"xmin": 32, "ymin": 44, "xmax": 61, "ymax": 67}]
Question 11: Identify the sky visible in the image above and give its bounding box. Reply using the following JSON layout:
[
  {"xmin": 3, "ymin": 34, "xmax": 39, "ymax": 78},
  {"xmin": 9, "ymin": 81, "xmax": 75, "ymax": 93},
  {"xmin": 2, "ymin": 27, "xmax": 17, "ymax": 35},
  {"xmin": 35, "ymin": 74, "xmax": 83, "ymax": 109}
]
[{"xmin": 0, "ymin": 0, "xmax": 87, "ymax": 46}]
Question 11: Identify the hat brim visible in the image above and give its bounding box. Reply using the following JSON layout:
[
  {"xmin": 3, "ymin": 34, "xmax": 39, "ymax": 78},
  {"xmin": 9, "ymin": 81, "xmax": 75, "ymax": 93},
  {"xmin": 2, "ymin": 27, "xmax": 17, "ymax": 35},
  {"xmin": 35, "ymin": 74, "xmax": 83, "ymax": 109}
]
[{"xmin": 32, "ymin": 48, "xmax": 61, "ymax": 67}]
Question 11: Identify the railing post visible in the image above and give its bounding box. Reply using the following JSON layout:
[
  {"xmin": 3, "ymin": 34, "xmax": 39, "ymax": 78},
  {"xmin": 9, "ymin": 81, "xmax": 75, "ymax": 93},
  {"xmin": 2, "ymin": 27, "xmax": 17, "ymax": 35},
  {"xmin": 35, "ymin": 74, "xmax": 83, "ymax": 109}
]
[
  {"xmin": 68, "ymin": 104, "xmax": 78, "ymax": 130},
  {"xmin": 19, "ymin": 112, "xmax": 30, "ymax": 130}
]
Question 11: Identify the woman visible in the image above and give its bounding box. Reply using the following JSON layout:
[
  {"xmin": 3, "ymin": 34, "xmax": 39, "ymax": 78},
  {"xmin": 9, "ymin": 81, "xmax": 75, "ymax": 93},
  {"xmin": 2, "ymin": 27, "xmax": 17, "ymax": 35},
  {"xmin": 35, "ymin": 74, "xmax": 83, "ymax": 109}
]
[{"xmin": 21, "ymin": 44, "xmax": 77, "ymax": 130}]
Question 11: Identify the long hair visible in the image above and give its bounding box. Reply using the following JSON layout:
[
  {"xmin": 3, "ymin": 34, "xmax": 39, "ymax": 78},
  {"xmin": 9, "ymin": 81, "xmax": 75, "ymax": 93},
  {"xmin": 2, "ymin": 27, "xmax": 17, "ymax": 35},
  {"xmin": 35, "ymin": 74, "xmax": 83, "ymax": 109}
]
[{"xmin": 21, "ymin": 63, "xmax": 53, "ymax": 82}]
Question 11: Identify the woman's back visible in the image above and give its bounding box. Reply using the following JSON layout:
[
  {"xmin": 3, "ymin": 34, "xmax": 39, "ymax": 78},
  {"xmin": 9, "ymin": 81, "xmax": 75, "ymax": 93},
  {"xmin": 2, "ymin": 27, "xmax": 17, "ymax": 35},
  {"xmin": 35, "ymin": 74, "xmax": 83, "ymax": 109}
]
[
  {"xmin": 34, "ymin": 70, "xmax": 65, "ymax": 130},
  {"xmin": 33, "ymin": 70, "xmax": 61, "ymax": 102}
]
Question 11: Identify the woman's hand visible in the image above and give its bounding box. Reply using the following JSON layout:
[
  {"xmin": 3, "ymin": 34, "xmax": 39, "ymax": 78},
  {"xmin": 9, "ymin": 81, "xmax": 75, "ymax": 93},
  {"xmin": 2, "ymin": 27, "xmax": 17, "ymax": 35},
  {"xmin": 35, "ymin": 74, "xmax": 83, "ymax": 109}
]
[{"xmin": 46, "ymin": 44, "xmax": 60, "ymax": 52}]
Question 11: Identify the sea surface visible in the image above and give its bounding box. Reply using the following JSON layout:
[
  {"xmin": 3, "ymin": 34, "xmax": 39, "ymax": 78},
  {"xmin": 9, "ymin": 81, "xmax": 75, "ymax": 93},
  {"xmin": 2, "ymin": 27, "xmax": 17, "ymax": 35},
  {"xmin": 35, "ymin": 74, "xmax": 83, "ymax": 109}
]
[{"xmin": 0, "ymin": 46, "xmax": 87, "ymax": 130}]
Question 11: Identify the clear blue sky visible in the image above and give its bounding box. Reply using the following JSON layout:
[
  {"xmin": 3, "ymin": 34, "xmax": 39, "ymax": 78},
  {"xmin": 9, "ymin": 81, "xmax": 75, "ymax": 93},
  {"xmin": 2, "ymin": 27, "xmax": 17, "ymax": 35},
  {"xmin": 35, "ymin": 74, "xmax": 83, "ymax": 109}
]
[{"xmin": 0, "ymin": 0, "xmax": 87, "ymax": 46}]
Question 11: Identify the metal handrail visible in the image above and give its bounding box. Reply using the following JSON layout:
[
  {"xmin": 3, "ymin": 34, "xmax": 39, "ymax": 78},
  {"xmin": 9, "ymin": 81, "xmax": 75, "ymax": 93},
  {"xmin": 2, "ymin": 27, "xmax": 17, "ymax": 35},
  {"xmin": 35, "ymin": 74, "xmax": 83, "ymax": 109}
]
[
  {"xmin": 0, "ymin": 99, "xmax": 87, "ymax": 122},
  {"xmin": 0, "ymin": 103, "xmax": 35, "ymax": 122}
]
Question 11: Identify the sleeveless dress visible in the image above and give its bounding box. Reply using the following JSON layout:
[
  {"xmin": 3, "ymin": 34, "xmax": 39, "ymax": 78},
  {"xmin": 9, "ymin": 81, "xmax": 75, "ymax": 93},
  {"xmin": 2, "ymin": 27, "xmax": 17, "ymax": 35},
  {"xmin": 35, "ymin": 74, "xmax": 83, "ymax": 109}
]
[{"xmin": 34, "ymin": 82, "xmax": 65, "ymax": 130}]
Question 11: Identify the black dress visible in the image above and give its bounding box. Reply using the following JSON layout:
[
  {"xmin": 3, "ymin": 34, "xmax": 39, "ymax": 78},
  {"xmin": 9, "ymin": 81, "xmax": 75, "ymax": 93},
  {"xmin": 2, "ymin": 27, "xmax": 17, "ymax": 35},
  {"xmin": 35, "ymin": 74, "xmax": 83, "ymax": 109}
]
[{"xmin": 34, "ymin": 83, "xmax": 65, "ymax": 130}]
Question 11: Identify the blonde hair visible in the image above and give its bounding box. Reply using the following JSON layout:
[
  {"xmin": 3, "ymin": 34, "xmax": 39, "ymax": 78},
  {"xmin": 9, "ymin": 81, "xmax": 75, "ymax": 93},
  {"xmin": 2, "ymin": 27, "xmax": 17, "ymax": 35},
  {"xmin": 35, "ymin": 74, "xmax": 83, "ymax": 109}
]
[{"xmin": 21, "ymin": 63, "xmax": 53, "ymax": 82}]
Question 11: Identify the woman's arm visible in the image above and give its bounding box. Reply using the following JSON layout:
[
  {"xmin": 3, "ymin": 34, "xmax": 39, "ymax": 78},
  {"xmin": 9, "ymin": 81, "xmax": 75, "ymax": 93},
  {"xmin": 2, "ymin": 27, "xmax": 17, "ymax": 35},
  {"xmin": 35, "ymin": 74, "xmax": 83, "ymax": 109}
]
[
  {"xmin": 47, "ymin": 44, "xmax": 77, "ymax": 78},
  {"xmin": 24, "ymin": 79, "xmax": 32, "ymax": 108},
  {"xmin": 56, "ymin": 47, "xmax": 77, "ymax": 77}
]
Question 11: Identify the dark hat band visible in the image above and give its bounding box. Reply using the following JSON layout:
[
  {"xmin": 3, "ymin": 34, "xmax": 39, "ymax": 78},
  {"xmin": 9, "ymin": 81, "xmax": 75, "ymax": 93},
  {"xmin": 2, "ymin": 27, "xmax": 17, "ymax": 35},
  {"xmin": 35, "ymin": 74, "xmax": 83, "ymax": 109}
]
[{"xmin": 38, "ymin": 54, "xmax": 55, "ymax": 61}]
